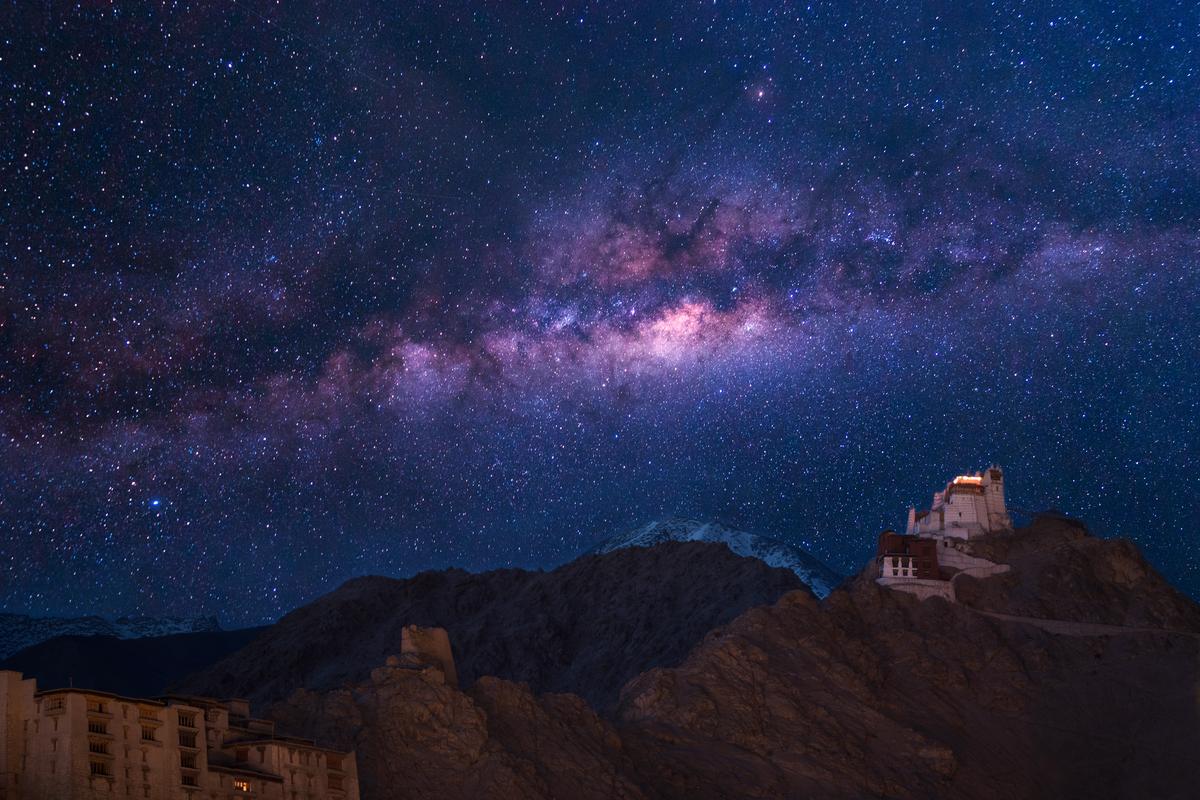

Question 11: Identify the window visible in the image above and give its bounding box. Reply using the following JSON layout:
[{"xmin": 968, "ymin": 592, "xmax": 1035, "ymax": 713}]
[
  {"xmin": 181, "ymin": 774, "xmax": 198, "ymax": 787},
  {"xmin": 177, "ymin": 712, "xmax": 196, "ymax": 728},
  {"xmin": 180, "ymin": 753, "xmax": 197, "ymax": 770},
  {"xmin": 179, "ymin": 731, "xmax": 197, "ymax": 748},
  {"xmin": 44, "ymin": 697, "xmax": 65, "ymax": 712},
  {"xmin": 235, "ymin": 748, "xmax": 248, "ymax": 763},
  {"xmin": 88, "ymin": 741, "xmax": 109, "ymax": 755},
  {"xmin": 88, "ymin": 721, "xmax": 108, "ymax": 735},
  {"xmin": 233, "ymin": 780, "xmax": 251, "ymax": 793},
  {"xmin": 89, "ymin": 760, "xmax": 111, "ymax": 777},
  {"xmin": 141, "ymin": 726, "xmax": 156, "ymax": 742},
  {"xmin": 87, "ymin": 699, "xmax": 108, "ymax": 714},
  {"xmin": 328, "ymin": 755, "xmax": 343, "ymax": 772}
]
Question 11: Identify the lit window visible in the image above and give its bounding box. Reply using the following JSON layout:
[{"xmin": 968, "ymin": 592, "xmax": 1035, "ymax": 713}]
[{"xmin": 233, "ymin": 779, "xmax": 251, "ymax": 792}]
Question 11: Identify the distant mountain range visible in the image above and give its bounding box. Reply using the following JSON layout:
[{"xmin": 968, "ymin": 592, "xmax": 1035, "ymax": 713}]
[
  {"xmin": 592, "ymin": 518, "xmax": 842, "ymax": 598},
  {"xmin": 0, "ymin": 613, "xmax": 221, "ymax": 660}
]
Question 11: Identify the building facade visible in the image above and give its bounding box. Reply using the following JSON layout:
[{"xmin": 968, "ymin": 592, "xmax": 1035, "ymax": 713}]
[
  {"xmin": 905, "ymin": 466, "xmax": 1011, "ymax": 539},
  {"xmin": 879, "ymin": 466, "xmax": 1015, "ymax": 601},
  {"xmin": 0, "ymin": 672, "xmax": 357, "ymax": 800}
]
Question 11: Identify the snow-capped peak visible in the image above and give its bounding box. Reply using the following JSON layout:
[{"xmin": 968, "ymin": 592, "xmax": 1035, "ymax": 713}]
[{"xmin": 592, "ymin": 518, "xmax": 842, "ymax": 598}]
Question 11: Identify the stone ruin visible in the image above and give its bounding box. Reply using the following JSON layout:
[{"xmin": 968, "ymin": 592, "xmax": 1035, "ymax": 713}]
[{"xmin": 380, "ymin": 624, "xmax": 459, "ymax": 688}]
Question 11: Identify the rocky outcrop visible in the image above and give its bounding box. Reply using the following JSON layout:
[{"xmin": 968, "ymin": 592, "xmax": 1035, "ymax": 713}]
[
  {"xmin": 953, "ymin": 515, "xmax": 1200, "ymax": 629},
  {"xmin": 180, "ymin": 541, "xmax": 805, "ymax": 712},
  {"xmin": 268, "ymin": 516, "xmax": 1200, "ymax": 800},
  {"xmin": 269, "ymin": 653, "xmax": 648, "ymax": 800},
  {"xmin": 613, "ymin": 516, "xmax": 1200, "ymax": 799}
]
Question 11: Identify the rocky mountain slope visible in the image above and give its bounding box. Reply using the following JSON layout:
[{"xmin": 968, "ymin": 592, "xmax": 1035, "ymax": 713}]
[
  {"xmin": 271, "ymin": 515, "xmax": 1200, "ymax": 800},
  {"xmin": 179, "ymin": 541, "xmax": 805, "ymax": 712},
  {"xmin": 0, "ymin": 613, "xmax": 221, "ymax": 660},
  {"xmin": 0, "ymin": 627, "xmax": 266, "ymax": 697},
  {"xmin": 593, "ymin": 518, "xmax": 842, "ymax": 597}
]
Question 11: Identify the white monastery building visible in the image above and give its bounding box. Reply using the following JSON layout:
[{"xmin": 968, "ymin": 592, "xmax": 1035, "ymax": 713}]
[
  {"xmin": 905, "ymin": 466, "xmax": 1012, "ymax": 539},
  {"xmin": 877, "ymin": 466, "xmax": 1015, "ymax": 601}
]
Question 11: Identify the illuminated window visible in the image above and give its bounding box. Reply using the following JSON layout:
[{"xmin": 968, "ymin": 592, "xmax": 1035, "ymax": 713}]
[{"xmin": 233, "ymin": 779, "xmax": 251, "ymax": 792}]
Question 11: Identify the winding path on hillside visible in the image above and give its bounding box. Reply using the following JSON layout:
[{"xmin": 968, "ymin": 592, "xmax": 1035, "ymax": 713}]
[{"xmin": 969, "ymin": 608, "xmax": 1200, "ymax": 639}]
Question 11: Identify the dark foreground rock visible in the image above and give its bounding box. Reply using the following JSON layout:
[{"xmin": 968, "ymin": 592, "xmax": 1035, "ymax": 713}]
[{"xmin": 270, "ymin": 516, "xmax": 1200, "ymax": 800}]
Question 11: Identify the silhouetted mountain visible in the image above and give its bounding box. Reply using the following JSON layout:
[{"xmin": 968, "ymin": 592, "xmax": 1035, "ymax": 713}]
[
  {"xmin": 592, "ymin": 518, "xmax": 842, "ymax": 597},
  {"xmin": 269, "ymin": 516, "xmax": 1200, "ymax": 800},
  {"xmin": 179, "ymin": 541, "xmax": 806, "ymax": 712},
  {"xmin": 0, "ymin": 627, "xmax": 266, "ymax": 698},
  {"xmin": 0, "ymin": 613, "xmax": 221, "ymax": 660}
]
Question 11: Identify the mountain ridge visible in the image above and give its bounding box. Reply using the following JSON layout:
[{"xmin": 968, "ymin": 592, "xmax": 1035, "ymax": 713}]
[
  {"xmin": 0, "ymin": 613, "xmax": 222, "ymax": 661},
  {"xmin": 177, "ymin": 540, "xmax": 807, "ymax": 712},
  {"xmin": 591, "ymin": 517, "xmax": 842, "ymax": 598}
]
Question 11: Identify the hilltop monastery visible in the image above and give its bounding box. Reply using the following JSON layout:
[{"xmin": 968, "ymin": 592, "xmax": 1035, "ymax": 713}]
[{"xmin": 875, "ymin": 466, "xmax": 1014, "ymax": 601}]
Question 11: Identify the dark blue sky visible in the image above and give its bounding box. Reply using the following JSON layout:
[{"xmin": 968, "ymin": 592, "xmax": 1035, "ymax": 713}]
[{"xmin": 2, "ymin": 2, "xmax": 1197, "ymax": 624}]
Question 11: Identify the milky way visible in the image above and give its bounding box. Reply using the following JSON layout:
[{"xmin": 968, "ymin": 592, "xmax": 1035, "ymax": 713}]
[{"xmin": 2, "ymin": 3, "xmax": 1198, "ymax": 623}]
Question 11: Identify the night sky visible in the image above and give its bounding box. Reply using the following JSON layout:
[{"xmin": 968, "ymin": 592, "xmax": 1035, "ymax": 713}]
[{"xmin": 3, "ymin": 2, "xmax": 1198, "ymax": 625}]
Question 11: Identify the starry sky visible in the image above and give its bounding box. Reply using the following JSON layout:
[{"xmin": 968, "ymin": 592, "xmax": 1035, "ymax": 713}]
[{"xmin": 3, "ymin": 2, "xmax": 1198, "ymax": 625}]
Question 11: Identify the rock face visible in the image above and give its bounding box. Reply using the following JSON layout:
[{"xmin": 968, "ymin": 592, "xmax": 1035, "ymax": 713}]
[
  {"xmin": 180, "ymin": 541, "xmax": 805, "ymax": 712},
  {"xmin": 0, "ymin": 613, "xmax": 222, "ymax": 660},
  {"xmin": 592, "ymin": 518, "xmax": 842, "ymax": 598},
  {"xmin": 269, "ymin": 516, "xmax": 1200, "ymax": 800}
]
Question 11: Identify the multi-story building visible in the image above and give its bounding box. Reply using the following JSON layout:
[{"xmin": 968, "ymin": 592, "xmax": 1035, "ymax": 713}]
[
  {"xmin": 0, "ymin": 671, "xmax": 357, "ymax": 800},
  {"xmin": 878, "ymin": 466, "xmax": 1015, "ymax": 601},
  {"xmin": 905, "ymin": 466, "xmax": 1012, "ymax": 539}
]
